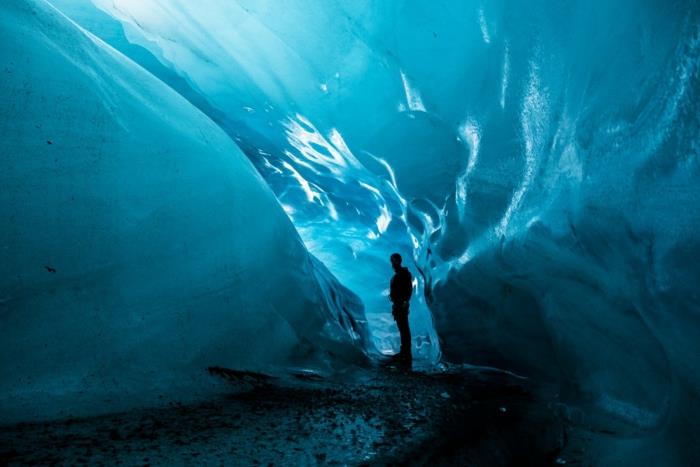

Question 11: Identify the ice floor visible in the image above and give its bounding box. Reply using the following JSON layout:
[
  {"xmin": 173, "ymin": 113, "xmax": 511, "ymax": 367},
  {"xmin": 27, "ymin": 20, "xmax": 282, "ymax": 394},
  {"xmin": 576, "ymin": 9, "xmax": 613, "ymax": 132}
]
[{"xmin": 1, "ymin": 365, "xmax": 574, "ymax": 466}]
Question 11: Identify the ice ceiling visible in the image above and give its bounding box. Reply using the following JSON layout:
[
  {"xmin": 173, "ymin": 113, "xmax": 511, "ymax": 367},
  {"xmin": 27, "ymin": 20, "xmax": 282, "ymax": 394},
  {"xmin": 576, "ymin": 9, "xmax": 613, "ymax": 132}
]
[{"xmin": 1, "ymin": 0, "xmax": 700, "ymax": 463}]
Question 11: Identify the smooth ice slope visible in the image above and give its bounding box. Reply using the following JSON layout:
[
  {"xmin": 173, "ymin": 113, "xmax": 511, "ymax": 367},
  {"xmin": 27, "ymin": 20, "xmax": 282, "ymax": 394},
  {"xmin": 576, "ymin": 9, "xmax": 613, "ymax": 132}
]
[
  {"xmin": 58, "ymin": 0, "xmax": 443, "ymax": 361},
  {"xmin": 0, "ymin": 0, "xmax": 366, "ymax": 422},
  {"xmin": 73, "ymin": 0, "xmax": 700, "ymax": 464}
]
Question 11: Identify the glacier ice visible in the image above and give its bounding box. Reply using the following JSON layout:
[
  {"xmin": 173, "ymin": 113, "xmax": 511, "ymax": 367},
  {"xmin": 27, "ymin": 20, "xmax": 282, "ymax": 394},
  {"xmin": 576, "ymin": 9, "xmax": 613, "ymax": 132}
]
[
  {"xmin": 62, "ymin": 0, "xmax": 700, "ymax": 462},
  {"xmin": 50, "ymin": 0, "xmax": 444, "ymax": 362},
  {"xmin": 0, "ymin": 0, "xmax": 367, "ymax": 422},
  {"xmin": 3, "ymin": 0, "xmax": 700, "ymax": 463}
]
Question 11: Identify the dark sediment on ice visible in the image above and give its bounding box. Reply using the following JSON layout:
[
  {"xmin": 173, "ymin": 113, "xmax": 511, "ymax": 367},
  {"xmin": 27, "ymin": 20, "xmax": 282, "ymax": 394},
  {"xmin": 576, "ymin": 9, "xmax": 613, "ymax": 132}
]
[{"xmin": 0, "ymin": 364, "xmax": 581, "ymax": 466}]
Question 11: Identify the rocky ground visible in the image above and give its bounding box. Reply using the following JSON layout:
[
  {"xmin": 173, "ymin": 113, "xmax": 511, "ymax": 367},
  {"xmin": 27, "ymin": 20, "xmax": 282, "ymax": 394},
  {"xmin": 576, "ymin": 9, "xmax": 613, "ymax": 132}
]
[{"xmin": 0, "ymin": 362, "xmax": 588, "ymax": 466}]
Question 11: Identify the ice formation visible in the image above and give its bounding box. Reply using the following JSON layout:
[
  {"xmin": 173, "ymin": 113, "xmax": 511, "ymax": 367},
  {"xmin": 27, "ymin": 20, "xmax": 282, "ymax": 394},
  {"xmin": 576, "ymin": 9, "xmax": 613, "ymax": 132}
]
[
  {"xmin": 2, "ymin": 0, "xmax": 700, "ymax": 463},
  {"xmin": 0, "ymin": 0, "xmax": 366, "ymax": 422}
]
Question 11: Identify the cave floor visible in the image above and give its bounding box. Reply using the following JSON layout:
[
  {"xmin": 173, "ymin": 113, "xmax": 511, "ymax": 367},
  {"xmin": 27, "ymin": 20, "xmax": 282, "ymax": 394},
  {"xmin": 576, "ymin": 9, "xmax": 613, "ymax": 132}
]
[{"xmin": 0, "ymin": 363, "xmax": 588, "ymax": 466}]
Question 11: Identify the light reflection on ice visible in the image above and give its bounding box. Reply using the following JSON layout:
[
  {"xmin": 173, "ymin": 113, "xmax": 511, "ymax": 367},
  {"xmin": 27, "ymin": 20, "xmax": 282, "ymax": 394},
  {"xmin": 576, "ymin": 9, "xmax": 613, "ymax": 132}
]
[
  {"xmin": 456, "ymin": 119, "xmax": 481, "ymax": 221},
  {"xmin": 497, "ymin": 60, "xmax": 548, "ymax": 238},
  {"xmin": 276, "ymin": 114, "xmax": 440, "ymax": 362},
  {"xmin": 478, "ymin": 7, "xmax": 491, "ymax": 44},
  {"xmin": 400, "ymin": 70, "xmax": 426, "ymax": 112},
  {"xmin": 283, "ymin": 114, "xmax": 362, "ymax": 176},
  {"xmin": 501, "ymin": 42, "xmax": 510, "ymax": 109}
]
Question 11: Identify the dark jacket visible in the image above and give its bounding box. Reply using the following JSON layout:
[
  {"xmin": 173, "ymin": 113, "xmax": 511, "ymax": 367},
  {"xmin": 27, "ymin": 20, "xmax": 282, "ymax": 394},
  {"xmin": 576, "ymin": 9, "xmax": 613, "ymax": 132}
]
[{"xmin": 390, "ymin": 266, "xmax": 413, "ymax": 304}]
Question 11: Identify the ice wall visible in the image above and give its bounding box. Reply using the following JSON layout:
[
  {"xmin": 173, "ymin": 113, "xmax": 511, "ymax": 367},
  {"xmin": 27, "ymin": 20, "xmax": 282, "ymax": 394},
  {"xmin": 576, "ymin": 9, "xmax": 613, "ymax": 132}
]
[
  {"xmin": 0, "ymin": 0, "xmax": 367, "ymax": 422},
  {"xmin": 51, "ymin": 0, "xmax": 443, "ymax": 362},
  {"xmin": 72, "ymin": 0, "xmax": 700, "ymax": 463}
]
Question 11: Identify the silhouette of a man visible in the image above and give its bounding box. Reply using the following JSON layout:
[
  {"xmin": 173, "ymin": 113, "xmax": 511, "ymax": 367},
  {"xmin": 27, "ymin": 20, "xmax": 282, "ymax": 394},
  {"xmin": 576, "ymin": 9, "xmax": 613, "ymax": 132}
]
[{"xmin": 389, "ymin": 253, "xmax": 413, "ymax": 362}]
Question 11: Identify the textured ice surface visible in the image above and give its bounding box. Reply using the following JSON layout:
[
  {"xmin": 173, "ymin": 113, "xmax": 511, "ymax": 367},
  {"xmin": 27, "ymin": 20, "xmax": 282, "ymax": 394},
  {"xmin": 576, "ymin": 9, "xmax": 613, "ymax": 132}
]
[
  {"xmin": 0, "ymin": 0, "xmax": 367, "ymax": 422},
  {"xmin": 3, "ymin": 0, "xmax": 700, "ymax": 463},
  {"xmin": 69, "ymin": 1, "xmax": 700, "ymax": 463}
]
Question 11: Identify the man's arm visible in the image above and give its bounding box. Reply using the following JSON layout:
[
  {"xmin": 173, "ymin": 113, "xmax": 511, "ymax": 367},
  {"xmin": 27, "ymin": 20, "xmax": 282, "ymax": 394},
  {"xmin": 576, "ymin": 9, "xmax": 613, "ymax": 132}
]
[{"xmin": 401, "ymin": 270, "xmax": 413, "ymax": 303}]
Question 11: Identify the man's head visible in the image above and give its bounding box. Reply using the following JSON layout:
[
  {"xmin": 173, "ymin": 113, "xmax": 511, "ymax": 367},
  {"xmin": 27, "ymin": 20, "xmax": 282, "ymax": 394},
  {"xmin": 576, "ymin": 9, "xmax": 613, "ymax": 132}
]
[{"xmin": 390, "ymin": 253, "xmax": 402, "ymax": 271}]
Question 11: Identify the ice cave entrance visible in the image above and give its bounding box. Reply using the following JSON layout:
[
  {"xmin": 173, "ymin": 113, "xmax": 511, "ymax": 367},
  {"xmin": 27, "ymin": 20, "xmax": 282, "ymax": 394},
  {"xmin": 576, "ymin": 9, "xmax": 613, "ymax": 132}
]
[{"xmin": 271, "ymin": 115, "xmax": 443, "ymax": 365}]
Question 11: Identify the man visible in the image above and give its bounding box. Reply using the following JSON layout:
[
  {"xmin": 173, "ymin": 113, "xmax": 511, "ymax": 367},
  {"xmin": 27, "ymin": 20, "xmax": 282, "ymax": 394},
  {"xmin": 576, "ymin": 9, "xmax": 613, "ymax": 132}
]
[{"xmin": 389, "ymin": 253, "xmax": 413, "ymax": 362}]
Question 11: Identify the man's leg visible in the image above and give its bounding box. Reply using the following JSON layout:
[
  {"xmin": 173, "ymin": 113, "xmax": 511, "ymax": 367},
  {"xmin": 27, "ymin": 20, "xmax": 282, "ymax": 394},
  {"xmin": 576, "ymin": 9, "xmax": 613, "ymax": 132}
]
[{"xmin": 396, "ymin": 311, "xmax": 411, "ymax": 359}]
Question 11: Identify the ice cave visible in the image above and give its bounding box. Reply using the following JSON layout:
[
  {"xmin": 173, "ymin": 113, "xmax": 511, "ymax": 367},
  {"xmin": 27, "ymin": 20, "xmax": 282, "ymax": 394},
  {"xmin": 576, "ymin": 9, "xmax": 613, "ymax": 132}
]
[{"xmin": 1, "ymin": 0, "xmax": 699, "ymax": 465}]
